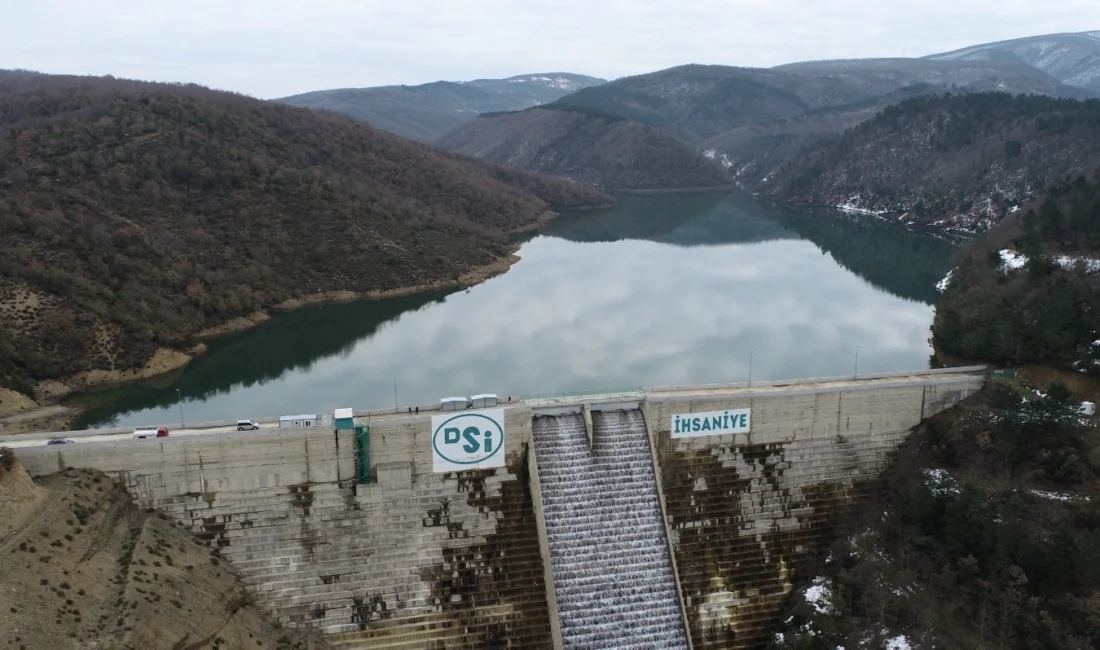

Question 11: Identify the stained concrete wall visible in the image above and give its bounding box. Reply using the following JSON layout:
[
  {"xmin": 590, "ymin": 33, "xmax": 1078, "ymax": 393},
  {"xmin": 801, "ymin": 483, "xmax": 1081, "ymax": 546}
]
[
  {"xmin": 12, "ymin": 370, "xmax": 985, "ymax": 650},
  {"xmin": 16, "ymin": 407, "xmax": 553, "ymax": 650},
  {"xmin": 646, "ymin": 375, "xmax": 984, "ymax": 650}
]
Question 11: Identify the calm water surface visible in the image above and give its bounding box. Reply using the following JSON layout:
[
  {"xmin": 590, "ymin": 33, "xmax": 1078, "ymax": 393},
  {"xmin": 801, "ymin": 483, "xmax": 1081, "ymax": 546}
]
[{"xmin": 72, "ymin": 191, "xmax": 956, "ymax": 428}]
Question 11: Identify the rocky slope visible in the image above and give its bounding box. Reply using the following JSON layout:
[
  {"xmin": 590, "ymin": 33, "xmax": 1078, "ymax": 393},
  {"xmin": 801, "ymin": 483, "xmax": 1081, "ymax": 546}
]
[
  {"xmin": 760, "ymin": 92, "xmax": 1100, "ymax": 231},
  {"xmin": 439, "ymin": 106, "xmax": 730, "ymax": 189},
  {"xmin": 0, "ymin": 455, "xmax": 330, "ymax": 650},
  {"xmin": 0, "ymin": 72, "xmax": 610, "ymax": 401},
  {"xmin": 277, "ymin": 72, "xmax": 605, "ymax": 142},
  {"xmin": 927, "ymin": 30, "xmax": 1100, "ymax": 95}
]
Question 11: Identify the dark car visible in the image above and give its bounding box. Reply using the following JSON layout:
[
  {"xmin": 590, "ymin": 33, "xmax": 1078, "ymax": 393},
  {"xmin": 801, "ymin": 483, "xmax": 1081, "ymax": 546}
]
[{"xmin": 46, "ymin": 439, "xmax": 75, "ymax": 445}]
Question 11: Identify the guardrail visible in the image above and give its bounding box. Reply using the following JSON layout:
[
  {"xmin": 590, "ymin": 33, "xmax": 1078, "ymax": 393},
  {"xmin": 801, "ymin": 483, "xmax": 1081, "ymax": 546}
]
[
  {"xmin": 644, "ymin": 365, "xmax": 988, "ymax": 393},
  {"xmin": 519, "ymin": 387, "xmax": 644, "ymax": 400},
  {"xmin": 4, "ymin": 366, "xmax": 989, "ymax": 440}
]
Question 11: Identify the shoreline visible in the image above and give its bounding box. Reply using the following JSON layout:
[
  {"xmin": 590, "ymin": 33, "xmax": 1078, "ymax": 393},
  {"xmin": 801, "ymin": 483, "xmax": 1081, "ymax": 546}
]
[
  {"xmin": 2, "ymin": 249, "xmax": 525, "ymax": 434},
  {"xmin": 608, "ymin": 185, "xmax": 737, "ymax": 195}
]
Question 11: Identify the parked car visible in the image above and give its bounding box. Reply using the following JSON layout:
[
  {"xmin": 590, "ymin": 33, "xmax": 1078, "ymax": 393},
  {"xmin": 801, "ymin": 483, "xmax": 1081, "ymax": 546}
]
[
  {"xmin": 46, "ymin": 438, "xmax": 74, "ymax": 445},
  {"xmin": 133, "ymin": 426, "xmax": 169, "ymax": 439},
  {"xmin": 236, "ymin": 419, "xmax": 260, "ymax": 431}
]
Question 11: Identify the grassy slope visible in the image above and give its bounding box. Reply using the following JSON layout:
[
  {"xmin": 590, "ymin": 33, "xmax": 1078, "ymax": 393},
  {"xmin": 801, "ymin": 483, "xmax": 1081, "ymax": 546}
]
[{"xmin": 0, "ymin": 457, "xmax": 330, "ymax": 650}]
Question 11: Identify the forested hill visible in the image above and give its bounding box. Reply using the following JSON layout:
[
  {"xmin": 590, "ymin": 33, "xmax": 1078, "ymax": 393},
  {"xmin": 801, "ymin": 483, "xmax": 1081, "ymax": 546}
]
[
  {"xmin": 439, "ymin": 107, "xmax": 731, "ymax": 189},
  {"xmin": 0, "ymin": 73, "xmax": 610, "ymax": 399},
  {"xmin": 762, "ymin": 93, "xmax": 1100, "ymax": 231},
  {"xmin": 933, "ymin": 172, "xmax": 1100, "ymax": 374},
  {"xmin": 438, "ymin": 59, "xmax": 1085, "ymax": 192}
]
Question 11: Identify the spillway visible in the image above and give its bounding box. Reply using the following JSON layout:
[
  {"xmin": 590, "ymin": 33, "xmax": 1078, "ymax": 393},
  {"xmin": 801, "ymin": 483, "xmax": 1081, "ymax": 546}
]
[{"xmin": 532, "ymin": 409, "xmax": 689, "ymax": 649}]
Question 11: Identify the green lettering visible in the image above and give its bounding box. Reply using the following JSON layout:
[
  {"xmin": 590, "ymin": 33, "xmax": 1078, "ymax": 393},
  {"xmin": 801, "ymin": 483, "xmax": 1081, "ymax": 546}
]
[
  {"xmin": 462, "ymin": 426, "xmax": 481, "ymax": 453},
  {"xmin": 444, "ymin": 427, "xmax": 461, "ymax": 444},
  {"xmin": 692, "ymin": 417, "xmax": 701, "ymax": 432},
  {"xmin": 702, "ymin": 418, "xmax": 711, "ymax": 431}
]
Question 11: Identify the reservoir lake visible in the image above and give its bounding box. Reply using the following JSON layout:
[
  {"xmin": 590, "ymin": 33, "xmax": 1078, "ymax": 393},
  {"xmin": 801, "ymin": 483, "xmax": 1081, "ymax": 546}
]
[{"xmin": 72, "ymin": 190, "xmax": 956, "ymax": 428}]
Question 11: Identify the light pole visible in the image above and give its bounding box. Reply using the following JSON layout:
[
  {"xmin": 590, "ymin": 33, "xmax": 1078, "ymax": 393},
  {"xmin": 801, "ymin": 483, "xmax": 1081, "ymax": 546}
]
[
  {"xmin": 853, "ymin": 345, "xmax": 862, "ymax": 379},
  {"xmin": 748, "ymin": 351, "xmax": 756, "ymax": 387},
  {"xmin": 176, "ymin": 388, "xmax": 185, "ymax": 429}
]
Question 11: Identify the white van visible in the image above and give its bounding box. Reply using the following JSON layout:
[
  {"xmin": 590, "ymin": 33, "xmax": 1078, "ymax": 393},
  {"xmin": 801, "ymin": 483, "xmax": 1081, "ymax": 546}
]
[{"xmin": 236, "ymin": 419, "xmax": 260, "ymax": 431}]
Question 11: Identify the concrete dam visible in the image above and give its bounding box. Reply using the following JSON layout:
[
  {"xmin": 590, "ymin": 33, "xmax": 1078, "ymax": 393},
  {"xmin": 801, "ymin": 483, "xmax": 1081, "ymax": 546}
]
[{"xmin": 13, "ymin": 367, "xmax": 986, "ymax": 649}]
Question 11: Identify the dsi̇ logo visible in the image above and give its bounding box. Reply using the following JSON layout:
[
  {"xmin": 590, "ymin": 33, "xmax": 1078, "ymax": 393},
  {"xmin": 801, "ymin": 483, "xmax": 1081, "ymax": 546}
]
[{"xmin": 431, "ymin": 409, "xmax": 506, "ymax": 472}]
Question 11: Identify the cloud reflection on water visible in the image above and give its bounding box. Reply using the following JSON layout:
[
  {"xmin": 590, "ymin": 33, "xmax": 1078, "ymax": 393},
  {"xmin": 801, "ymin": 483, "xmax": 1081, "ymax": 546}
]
[{"xmin": 77, "ymin": 192, "xmax": 949, "ymax": 427}]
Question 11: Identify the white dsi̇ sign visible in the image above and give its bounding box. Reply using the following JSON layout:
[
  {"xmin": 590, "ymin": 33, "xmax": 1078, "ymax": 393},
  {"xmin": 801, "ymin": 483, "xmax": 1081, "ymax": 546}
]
[
  {"xmin": 672, "ymin": 408, "xmax": 751, "ymax": 438},
  {"xmin": 431, "ymin": 408, "xmax": 506, "ymax": 472}
]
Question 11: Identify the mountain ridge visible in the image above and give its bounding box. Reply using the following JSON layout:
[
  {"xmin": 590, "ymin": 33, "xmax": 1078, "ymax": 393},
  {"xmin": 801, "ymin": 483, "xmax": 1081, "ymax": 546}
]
[
  {"xmin": 927, "ymin": 30, "xmax": 1100, "ymax": 93},
  {"xmin": 439, "ymin": 52, "xmax": 1090, "ymax": 191},
  {"xmin": 277, "ymin": 72, "xmax": 605, "ymax": 142}
]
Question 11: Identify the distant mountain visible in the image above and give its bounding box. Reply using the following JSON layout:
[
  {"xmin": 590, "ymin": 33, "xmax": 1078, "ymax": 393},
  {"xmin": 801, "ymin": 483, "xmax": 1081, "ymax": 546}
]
[
  {"xmin": 927, "ymin": 31, "xmax": 1100, "ymax": 94},
  {"xmin": 276, "ymin": 73, "xmax": 605, "ymax": 142},
  {"xmin": 0, "ymin": 73, "xmax": 609, "ymax": 399},
  {"xmin": 760, "ymin": 92, "xmax": 1100, "ymax": 232},
  {"xmin": 442, "ymin": 57, "xmax": 1084, "ymax": 190},
  {"xmin": 439, "ymin": 106, "xmax": 729, "ymax": 189}
]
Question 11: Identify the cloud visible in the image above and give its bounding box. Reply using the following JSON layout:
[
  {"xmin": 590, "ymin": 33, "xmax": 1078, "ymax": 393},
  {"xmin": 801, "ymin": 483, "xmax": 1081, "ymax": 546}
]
[{"xmin": 2, "ymin": 0, "xmax": 1098, "ymax": 97}]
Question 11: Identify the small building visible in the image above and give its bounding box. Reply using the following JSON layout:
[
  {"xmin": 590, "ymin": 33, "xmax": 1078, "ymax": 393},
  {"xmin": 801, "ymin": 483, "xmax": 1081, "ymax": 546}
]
[
  {"xmin": 279, "ymin": 414, "xmax": 318, "ymax": 428},
  {"xmin": 440, "ymin": 397, "xmax": 468, "ymax": 412},
  {"xmin": 471, "ymin": 393, "xmax": 498, "ymax": 409},
  {"xmin": 334, "ymin": 408, "xmax": 355, "ymax": 431}
]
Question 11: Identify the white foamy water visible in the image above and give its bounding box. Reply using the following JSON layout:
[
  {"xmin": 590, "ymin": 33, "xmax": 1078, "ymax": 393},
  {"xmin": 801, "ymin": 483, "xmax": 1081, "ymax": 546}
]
[{"xmin": 532, "ymin": 410, "xmax": 689, "ymax": 649}]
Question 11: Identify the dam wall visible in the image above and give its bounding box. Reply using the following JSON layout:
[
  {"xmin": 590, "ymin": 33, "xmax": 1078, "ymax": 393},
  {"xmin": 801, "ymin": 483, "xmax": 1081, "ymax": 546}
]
[
  {"xmin": 644, "ymin": 374, "xmax": 983, "ymax": 649},
  {"xmin": 18, "ymin": 406, "xmax": 554, "ymax": 650},
  {"xmin": 12, "ymin": 368, "xmax": 986, "ymax": 649}
]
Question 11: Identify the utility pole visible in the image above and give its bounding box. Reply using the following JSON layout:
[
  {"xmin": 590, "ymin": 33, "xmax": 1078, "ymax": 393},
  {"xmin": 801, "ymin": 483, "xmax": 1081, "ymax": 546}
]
[
  {"xmin": 748, "ymin": 350, "xmax": 756, "ymax": 387},
  {"xmin": 393, "ymin": 370, "xmax": 399, "ymax": 414},
  {"xmin": 176, "ymin": 388, "xmax": 185, "ymax": 429},
  {"xmin": 854, "ymin": 345, "xmax": 862, "ymax": 379}
]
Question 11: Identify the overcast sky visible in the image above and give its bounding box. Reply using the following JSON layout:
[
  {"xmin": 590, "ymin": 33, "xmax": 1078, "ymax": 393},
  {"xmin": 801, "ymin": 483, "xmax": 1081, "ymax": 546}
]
[{"xmin": 2, "ymin": 0, "xmax": 1098, "ymax": 99}]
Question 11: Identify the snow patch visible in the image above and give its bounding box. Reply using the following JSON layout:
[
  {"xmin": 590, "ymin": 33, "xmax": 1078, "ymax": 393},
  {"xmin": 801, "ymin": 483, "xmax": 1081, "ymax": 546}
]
[
  {"xmin": 1000, "ymin": 249, "xmax": 1027, "ymax": 269},
  {"xmin": 922, "ymin": 468, "xmax": 960, "ymax": 497},
  {"xmin": 1029, "ymin": 489, "xmax": 1091, "ymax": 503},
  {"xmin": 1000, "ymin": 249, "xmax": 1100, "ymax": 272},
  {"xmin": 836, "ymin": 201, "xmax": 887, "ymax": 216},
  {"xmin": 804, "ymin": 577, "xmax": 834, "ymax": 614},
  {"xmin": 885, "ymin": 635, "xmax": 914, "ymax": 650},
  {"xmin": 935, "ymin": 269, "xmax": 954, "ymax": 292}
]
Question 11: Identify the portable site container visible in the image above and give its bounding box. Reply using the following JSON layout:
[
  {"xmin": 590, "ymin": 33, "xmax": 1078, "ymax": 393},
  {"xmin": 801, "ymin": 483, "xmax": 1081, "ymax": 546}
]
[
  {"xmin": 440, "ymin": 397, "xmax": 468, "ymax": 412},
  {"xmin": 470, "ymin": 394, "xmax": 498, "ymax": 408},
  {"xmin": 279, "ymin": 414, "xmax": 318, "ymax": 428}
]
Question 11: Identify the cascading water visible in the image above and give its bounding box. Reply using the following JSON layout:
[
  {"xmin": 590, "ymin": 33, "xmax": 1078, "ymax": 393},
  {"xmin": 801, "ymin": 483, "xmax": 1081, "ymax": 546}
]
[{"xmin": 532, "ymin": 409, "xmax": 689, "ymax": 650}]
